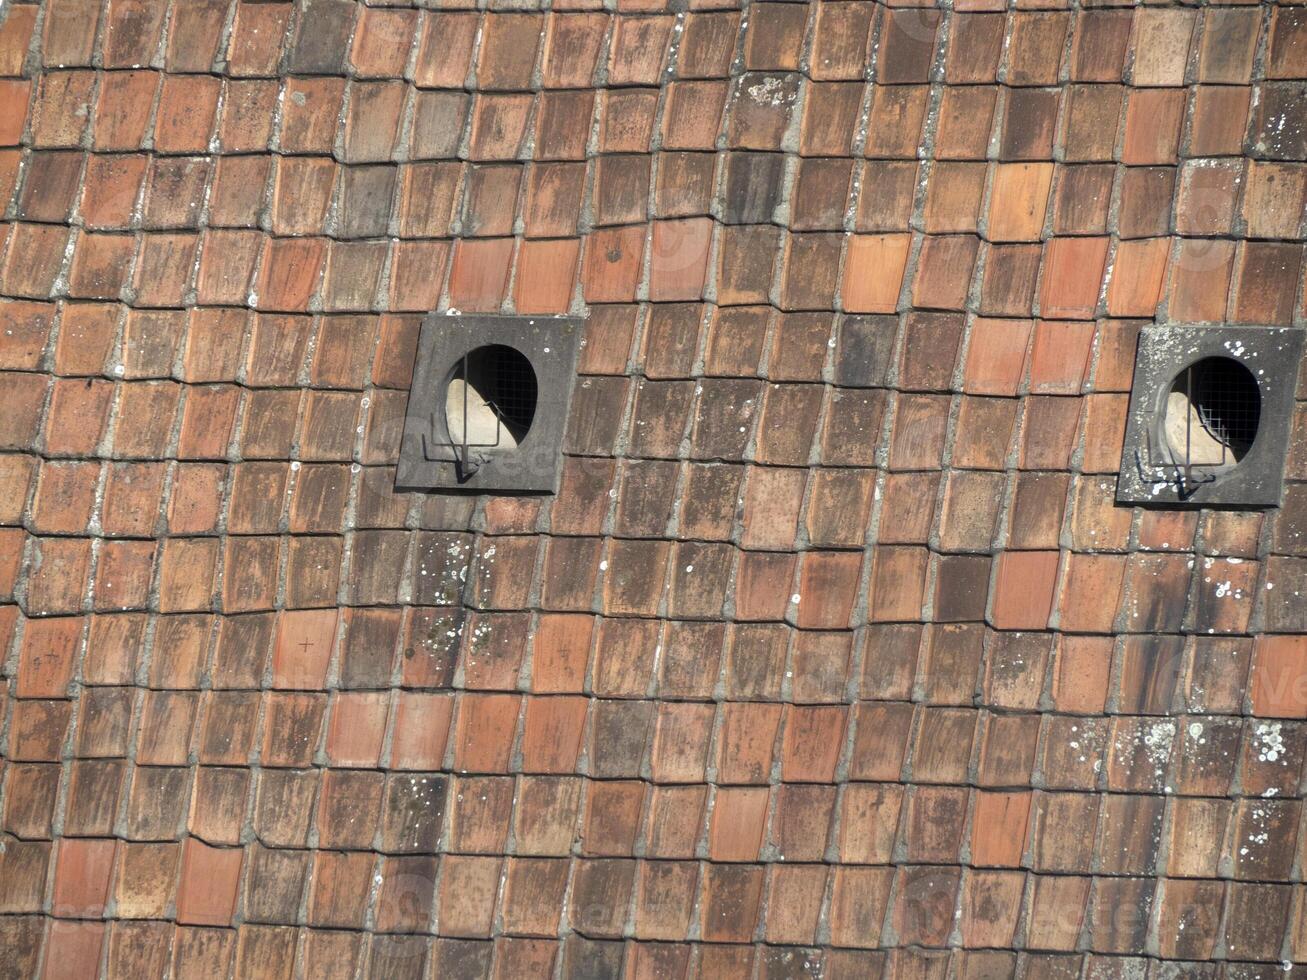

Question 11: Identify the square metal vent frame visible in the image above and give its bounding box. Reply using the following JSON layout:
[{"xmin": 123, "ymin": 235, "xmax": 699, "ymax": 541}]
[
  {"xmin": 1116, "ymin": 325, "xmax": 1304, "ymax": 508},
  {"xmin": 396, "ymin": 313, "xmax": 584, "ymax": 494}
]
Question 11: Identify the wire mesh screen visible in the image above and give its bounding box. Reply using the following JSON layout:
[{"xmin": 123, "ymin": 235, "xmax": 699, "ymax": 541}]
[
  {"xmin": 1188, "ymin": 358, "xmax": 1260, "ymax": 460},
  {"xmin": 452, "ymin": 344, "xmax": 539, "ymax": 448}
]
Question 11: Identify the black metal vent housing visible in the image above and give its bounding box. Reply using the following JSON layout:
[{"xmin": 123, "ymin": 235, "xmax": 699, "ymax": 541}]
[
  {"xmin": 1117, "ymin": 326, "xmax": 1304, "ymax": 508},
  {"xmin": 397, "ymin": 314, "xmax": 584, "ymax": 493}
]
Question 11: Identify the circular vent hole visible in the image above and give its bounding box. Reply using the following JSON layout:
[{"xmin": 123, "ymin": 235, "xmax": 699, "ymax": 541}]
[
  {"xmin": 445, "ymin": 345, "xmax": 538, "ymax": 450},
  {"xmin": 1163, "ymin": 356, "xmax": 1260, "ymax": 468}
]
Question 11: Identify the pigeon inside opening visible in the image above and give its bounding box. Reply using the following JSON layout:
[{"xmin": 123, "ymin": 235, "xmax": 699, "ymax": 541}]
[
  {"xmin": 445, "ymin": 344, "xmax": 539, "ymax": 454},
  {"xmin": 1162, "ymin": 355, "xmax": 1261, "ymax": 471}
]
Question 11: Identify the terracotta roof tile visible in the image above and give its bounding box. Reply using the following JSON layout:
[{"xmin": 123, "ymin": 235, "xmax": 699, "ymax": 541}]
[
  {"xmin": 862, "ymin": 547, "xmax": 923, "ymax": 625},
  {"xmin": 979, "ymin": 243, "xmax": 1041, "ymax": 318},
  {"xmin": 780, "ymin": 232, "xmax": 842, "ymax": 312},
  {"xmin": 790, "ymin": 158, "xmax": 852, "ymax": 231},
  {"xmin": 800, "ymin": 83, "xmax": 863, "ymax": 158},
  {"xmin": 0, "ymin": 6, "xmax": 1301, "ymax": 968},
  {"xmin": 1122, "ymin": 88, "xmax": 1186, "ymax": 166},
  {"xmin": 699, "ymin": 863, "xmax": 764, "ymax": 943},
  {"xmin": 586, "ymin": 700, "xmax": 648, "ymax": 780},
  {"xmin": 964, "ymin": 317, "xmax": 1033, "ymax": 396},
  {"xmin": 865, "ymin": 85, "xmax": 929, "ymax": 159},
  {"xmin": 1006, "ymin": 472, "xmax": 1068, "ymax": 550},
  {"xmin": 987, "ymin": 163, "xmax": 1053, "ymax": 242},
  {"xmin": 1040, "ymin": 237, "xmax": 1108, "ymax": 321},
  {"xmin": 765, "ymin": 784, "xmax": 833, "ymax": 864},
  {"xmin": 176, "ymin": 838, "xmax": 243, "ymax": 927},
  {"xmin": 765, "ymin": 863, "xmax": 828, "ymax": 945},
  {"xmin": 609, "ymin": 15, "xmax": 673, "ymax": 85},
  {"xmin": 1103, "ymin": 239, "xmax": 1166, "ymax": 318},
  {"xmin": 932, "ymin": 90, "xmax": 993, "ymax": 167},
  {"xmin": 945, "ymin": 19, "xmax": 999, "ymax": 82},
  {"xmin": 945, "ymin": 396, "xmax": 1006, "ymax": 474},
  {"xmin": 806, "ymin": 469, "xmax": 874, "ymax": 549},
  {"xmin": 1255, "ymin": 83, "xmax": 1307, "ymax": 160},
  {"xmin": 1061, "ymin": 84, "xmax": 1122, "ymax": 164},
  {"xmin": 1267, "ymin": 7, "xmax": 1307, "ymax": 80},
  {"xmin": 570, "ymin": 858, "xmax": 635, "ymax": 937},
  {"xmin": 1222, "ymin": 882, "xmax": 1294, "ymax": 962}
]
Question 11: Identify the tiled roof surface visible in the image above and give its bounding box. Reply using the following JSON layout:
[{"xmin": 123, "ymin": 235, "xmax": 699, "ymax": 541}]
[{"xmin": 1, "ymin": 0, "xmax": 1306, "ymax": 976}]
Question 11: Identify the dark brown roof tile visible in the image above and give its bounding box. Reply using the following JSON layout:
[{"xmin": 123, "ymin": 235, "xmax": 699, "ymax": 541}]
[
  {"xmin": 189, "ymin": 767, "xmax": 250, "ymax": 846},
  {"xmin": 102, "ymin": 0, "xmax": 166, "ymax": 68},
  {"xmin": 1222, "ymin": 882, "xmax": 1293, "ymax": 963},
  {"xmin": 161, "ymin": 0, "xmax": 224, "ymax": 72},
  {"xmin": 656, "ymin": 151, "xmax": 717, "ymax": 218},
  {"xmin": 904, "ymin": 785, "xmax": 968, "ymax": 863},
  {"xmin": 875, "ymin": 8, "xmax": 938, "ymax": 83},
  {"xmin": 260, "ymin": 692, "xmax": 325, "ymax": 768},
  {"xmin": 978, "ymin": 243, "xmax": 1040, "ymax": 318},
  {"xmin": 743, "ymin": 2, "xmax": 807, "ymax": 71},
  {"xmin": 570, "ymin": 858, "xmax": 636, "ymax": 938},
  {"xmin": 316, "ymin": 773, "xmax": 381, "ymax": 857},
  {"xmin": 309, "ymin": 849, "xmax": 373, "ymax": 929},
  {"xmin": 1070, "ymin": 9, "xmax": 1131, "ymax": 82},
  {"xmin": 723, "ymin": 623, "xmax": 786, "ymax": 701},
  {"xmin": 593, "ymin": 155, "xmax": 650, "ymax": 228},
  {"xmin": 1197, "ymin": 501, "xmax": 1259, "ymax": 564},
  {"xmin": 631, "ymin": 860, "xmax": 697, "ymax": 943},
  {"xmin": 1156, "ymin": 879, "xmax": 1225, "ymax": 961},
  {"xmin": 865, "ymin": 84, "xmax": 929, "ymax": 159},
  {"xmin": 251, "ymin": 770, "xmax": 316, "ymax": 850},
  {"xmin": 1232, "ymin": 241, "xmax": 1304, "ymax": 326},
  {"xmin": 763, "ymin": 863, "xmax": 827, "ymax": 946},
  {"xmin": 799, "ymin": 83, "xmax": 863, "ymax": 158},
  {"xmin": 699, "ymin": 863, "xmax": 764, "ymax": 943},
  {"xmin": 1000, "ymin": 88, "xmax": 1060, "ymax": 161},
  {"xmin": 1060, "ymin": 84, "xmax": 1121, "ymax": 164},
  {"xmin": 715, "ymin": 223, "xmax": 780, "ymax": 305},
  {"xmin": 1006, "ymin": 12, "xmax": 1068, "ymax": 87},
  {"xmin": 500, "ymin": 857, "xmax": 568, "ymax": 936},
  {"xmin": 120, "ymin": 765, "xmax": 185, "ymax": 841},
  {"xmin": 1194, "ymin": 7, "xmax": 1257, "ymax": 83},
  {"xmin": 63, "ymin": 760, "xmax": 124, "ymax": 838},
  {"xmin": 950, "ymin": 397, "xmax": 1016, "ymax": 472},
  {"xmin": 1006, "ymin": 471, "xmax": 1068, "ymax": 550},
  {"xmin": 934, "ymin": 555, "xmax": 992, "ymax": 624},
  {"xmin": 892, "ymin": 866, "xmax": 960, "ymax": 946},
  {"xmin": 947, "ymin": 13, "xmax": 1004, "ymax": 83}
]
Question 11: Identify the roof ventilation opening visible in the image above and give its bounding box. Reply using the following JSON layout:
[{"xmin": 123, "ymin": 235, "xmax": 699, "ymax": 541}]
[
  {"xmin": 1116, "ymin": 325, "xmax": 1302, "ymax": 508},
  {"xmin": 445, "ymin": 344, "xmax": 538, "ymax": 477},
  {"xmin": 1162, "ymin": 356, "xmax": 1261, "ymax": 477},
  {"xmin": 398, "ymin": 313, "xmax": 583, "ymax": 494}
]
